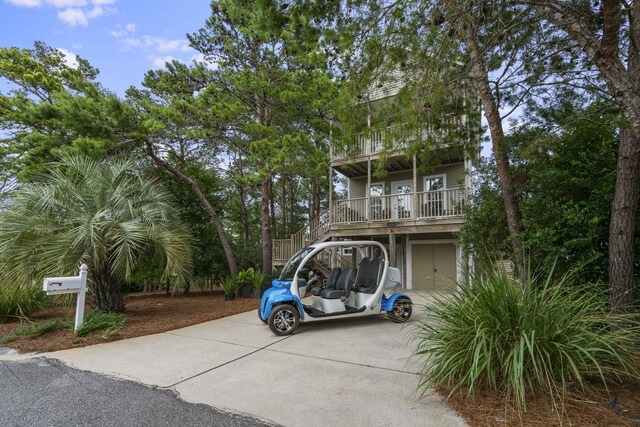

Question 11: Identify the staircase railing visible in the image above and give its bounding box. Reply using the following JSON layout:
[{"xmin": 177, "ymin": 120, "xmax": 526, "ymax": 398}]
[{"xmin": 273, "ymin": 208, "xmax": 332, "ymax": 265}]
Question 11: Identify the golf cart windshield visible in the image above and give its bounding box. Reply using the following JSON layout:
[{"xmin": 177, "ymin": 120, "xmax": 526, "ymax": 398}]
[{"xmin": 279, "ymin": 247, "xmax": 314, "ymax": 281}]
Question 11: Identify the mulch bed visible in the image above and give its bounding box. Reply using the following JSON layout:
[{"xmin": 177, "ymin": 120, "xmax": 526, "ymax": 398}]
[
  {"xmin": 442, "ymin": 380, "xmax": 640, "ymax": 426},
  {"xmin": 0, "ymin": 290, "xmax": 259, "ymax": 353}
]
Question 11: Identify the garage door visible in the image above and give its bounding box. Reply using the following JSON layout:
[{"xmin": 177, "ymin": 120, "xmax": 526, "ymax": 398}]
[{"xmin": 412, "ymin": 244, "xmax": 457, "ymax": 291}]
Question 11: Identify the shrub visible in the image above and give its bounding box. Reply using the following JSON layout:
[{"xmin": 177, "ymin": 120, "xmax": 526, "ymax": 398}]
[
  {"xmin": 414, "ymin": 267, "xmax": 639, "ymax": 411},
  {"xmin": 0, "ymin": 283, "xmax": 46, "ymax": 322},
  {"xmin": 0, "ymin": 320, "xmax": 66, "ymax": 344},
  {"xmin": 75, "ymin": 312, "xmax": 126, "ymax": 338},
  {"xmin": 250, "ymin": 271, "xmax": 267, "ymax": 289},
  {"xmin": 220, "ymin": 275, "xmax": 238, "ymax": 296}
]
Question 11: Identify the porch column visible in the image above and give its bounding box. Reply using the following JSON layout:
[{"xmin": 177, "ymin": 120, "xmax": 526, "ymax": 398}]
[
  {"xmin": 412, "ymin": 154, "xmax": 418, "ymax": 218},
  {"xmin": 400, "ymin": 235, "xmax": 407, "ymax": 288},
  {"xmin": 331, "ymin": 236, "xmax": 337, "ymax": 268},
  {"xmin": 366, "ymin": 157, "xmax": 371, "ymax": 221},
  {"xmin": 329, "ymin": 122, "xmax": 333, "ymax": 213},
  {"xmin": 388, "ymin": 231, "xmax": 396, "ymax": 267}
]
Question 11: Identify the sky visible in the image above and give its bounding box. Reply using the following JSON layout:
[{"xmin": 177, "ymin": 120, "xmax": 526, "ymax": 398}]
[
  {"xmin": 0, "ymin": 0, "xmax": 493, "ymax": 158},
  {"xmin": 0, "ymin": 0, "xmax": 212, "ymax": 95}
]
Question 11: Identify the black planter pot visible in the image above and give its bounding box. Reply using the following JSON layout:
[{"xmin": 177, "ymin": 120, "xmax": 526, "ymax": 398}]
[
  {"xmin": 252, "ymin": 288, "xmax": 261, "ymax": 298},
  {"xmin": 224, "ymin": 294, "xmax": 235, "ymax": 301},
  {"xmin": 240, "ymin": 284, "xmax": 252, "ymax": 298}
]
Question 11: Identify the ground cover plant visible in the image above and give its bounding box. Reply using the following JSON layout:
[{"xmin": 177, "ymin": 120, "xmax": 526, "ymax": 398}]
[
  {"xmin": 414, "ymin": 266, "xmax": 640, "ymax": 416},
  {"xmin": 0, "ymin": 283, "xmax": 46, "ymax": 323}
]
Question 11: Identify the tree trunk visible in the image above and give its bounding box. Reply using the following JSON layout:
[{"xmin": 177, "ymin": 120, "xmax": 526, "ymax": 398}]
[
  {"xmin": 90, "ymin": 266, "xmax": 125, "ymax": 313},
  {"xmin": 269, "ymin": 178, "xmax": 277, "ymax": 239},
  {"xmin": 261, "ymin": 178, "xmax": 273, "ymax": 278},
  {"xmin": 145, "ymin": 142, "xmax": 238, "ymax": 277},
  {"xmin": 609, "ymin": 128, "xmax": 640, "ymax": 313},
  {"xmin": 311, "ymin": 176, "xmax": 321, "ymax": 222},
  {"xmin": 236, "ymin": 155, "xmax": 250, "ymax": 241},
  {"xmin": 461, "ymin": 16, "xmax": 527, "ymax": 282},
  {"xmin": 281, "ymin": 176, "xmax": 287, "ymax": 236}
]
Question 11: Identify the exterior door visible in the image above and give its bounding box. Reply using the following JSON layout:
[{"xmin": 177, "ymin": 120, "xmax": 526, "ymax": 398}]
[
  {"xmin": 412, "ymin": 243, "xmax": 457, "ymax": 290},
  {"xmin": 423, "ymin": 175, "xmax": 445, "ymax": 217},
  {"xmin": 368, "ymin": 182, "xmax": 384, "ymax": 220},
  {"xmin": 412, "ymin": 245, "xmax": 434, "ymax": 290},
  {"xmin": 392, "ymin": 180, "xmax": 413, "ymax": 219}
]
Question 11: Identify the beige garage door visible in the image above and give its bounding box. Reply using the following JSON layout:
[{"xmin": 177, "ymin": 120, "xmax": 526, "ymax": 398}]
[{"xmin": 412, "ymin": 244, "xmax": 457, "ymax": 291}]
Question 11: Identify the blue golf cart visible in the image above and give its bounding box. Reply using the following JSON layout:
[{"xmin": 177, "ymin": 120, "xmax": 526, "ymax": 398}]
[{"xmin": 259, "ymin": 240, "xmax": 413, "ymax": 336}]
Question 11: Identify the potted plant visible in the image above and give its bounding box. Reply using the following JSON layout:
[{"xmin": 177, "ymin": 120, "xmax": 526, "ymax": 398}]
[
  {"xmin": 250, "ymin": 270, "xmax": 267, "ymax": 298},
  {"xmin": 236, "ymin": 268, "xmax": 253, "ymax": 298},
  {"xmin": 220, "ymin": 276, "xmax": 238, "ymax": 301}
]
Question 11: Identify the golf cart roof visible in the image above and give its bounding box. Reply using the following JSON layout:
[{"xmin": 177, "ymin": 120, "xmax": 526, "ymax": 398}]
[{"xmin": 307, "ymin": 240, "xmax": 387, "ymax": 252}]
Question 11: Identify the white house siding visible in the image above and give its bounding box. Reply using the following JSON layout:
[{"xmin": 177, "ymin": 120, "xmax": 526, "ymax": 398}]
[{"xmin": 347, "ymin": 163, "xmax": 465, "ymax": 198}]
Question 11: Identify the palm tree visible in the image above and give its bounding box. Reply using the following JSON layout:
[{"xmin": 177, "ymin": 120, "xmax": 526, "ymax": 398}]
[{"xmin": 0, "ymin": 155, "xmax": 193, "ymax": 312}]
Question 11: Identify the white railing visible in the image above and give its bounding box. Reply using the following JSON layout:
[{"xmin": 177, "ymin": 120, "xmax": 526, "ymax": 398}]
[
  {"xmin": 330, "ymin": 188, "xmax": 465, "ymax": 224},
  {"xmin": 332, "ymin": 119, "xmax": 464, "ymax": 161},
  {"xmin": 330, "ymin": 197, "xmax": 368, "ymax": 224},
  {"xmin": 333, "ymin": 124, "xmax": 408, "ymax": 161},
  {"xmin": 416, "ymin": 187, "xmax": 465, "ymax": 217},
  {"xmin": 272, "ymin": 188, "xmax": 466, "ymax": 264}
]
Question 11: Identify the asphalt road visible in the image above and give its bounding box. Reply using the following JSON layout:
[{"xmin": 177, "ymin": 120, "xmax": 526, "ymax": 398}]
[{"xmin": 0, "ymin": 357, "xmax": 270, "ymax": 427}]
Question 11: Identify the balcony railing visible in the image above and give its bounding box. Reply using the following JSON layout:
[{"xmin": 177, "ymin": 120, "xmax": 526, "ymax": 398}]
[
  {"xmin": 330, "ymin": 188, "xmax": 465, "ymax": 223},
  {"xmin": 272, "ymin": 187, "xmax": 466, "ymax": 264},
  {"xmin": 332, "ymin": 119, "xmax": 464, "ymax": 162}
]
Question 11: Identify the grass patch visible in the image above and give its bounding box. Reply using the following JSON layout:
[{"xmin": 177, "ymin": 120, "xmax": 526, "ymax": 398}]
[
  {"xmin": 75, "ymin": 312, "xmax": 126, "ymax": 338},
  {"xmin": 414, "ymin": 266, "xmax": 640, "ymax": 413},
  {"xmin": 0, "ymin": 283, "xmax": 47, "ymax": 322},
  {"xmin": 0, "ymin": 320, "xmax": 66, "ymax": 344}
]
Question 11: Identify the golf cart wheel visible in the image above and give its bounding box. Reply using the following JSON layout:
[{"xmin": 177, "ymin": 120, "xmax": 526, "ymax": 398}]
[
  {"xmin": 258, "ymin": 306, "xmax": 267, "ymax": 324},
  {"xmin": 268, "ymin": 304, "xmax": 299, "ymax": 336},
  {"xmin": 388, "ymin": 297, "xmax": 412, "ymax": 323}
]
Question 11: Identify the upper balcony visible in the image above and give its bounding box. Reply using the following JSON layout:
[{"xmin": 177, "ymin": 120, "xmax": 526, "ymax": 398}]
[{"xmin": 331, "ymin": 119, "xmax": 467, "ymax": 178}]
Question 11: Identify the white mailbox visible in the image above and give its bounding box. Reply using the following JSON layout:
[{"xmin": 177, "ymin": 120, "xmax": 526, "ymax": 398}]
[
  {"xmin": 43, "ymin": 264, "xmax": 88, "ymax": 331},
  {"xmin": 43, "ymin": 276, "xmax": 82, "ymax": 295}
]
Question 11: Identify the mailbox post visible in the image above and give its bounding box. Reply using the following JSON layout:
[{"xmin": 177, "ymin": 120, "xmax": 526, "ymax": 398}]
[{"xmin": 43, "ymin": 264, "xmax": 88, "ymax": 331}]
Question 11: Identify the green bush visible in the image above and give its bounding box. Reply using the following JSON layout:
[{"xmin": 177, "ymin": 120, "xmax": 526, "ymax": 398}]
[
  {"xmin": 220, "ymin": 275, "xmax": 238, "ymax": 296},
  {"xmin": 0, "ymin": 283, "xmax": 46, "ymax": 322},
  {"xmin": 414, "ymin": 267, "xmax": 639, "ymax": 411},
  {"xmin": 0, "ymin": 320, "xmax": 66, "ymax": 344},
  {"xmin": 75, "ymin": 312, "xmax": 126, "ymax": 338}
]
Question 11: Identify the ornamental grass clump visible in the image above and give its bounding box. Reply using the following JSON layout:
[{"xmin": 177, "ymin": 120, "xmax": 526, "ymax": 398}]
[
  {"xmin": 414, "ymin": 267, "xmax": 639, "ymax": 411},
  {"xmin": 0, "ymin": 282, "xmax": 46, "ymax": 322}
]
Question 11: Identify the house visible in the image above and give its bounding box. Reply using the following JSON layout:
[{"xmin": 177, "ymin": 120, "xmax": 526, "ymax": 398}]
[{"xmin": 273, "ymin": 73, "xmax": 479, "ymax": 291}]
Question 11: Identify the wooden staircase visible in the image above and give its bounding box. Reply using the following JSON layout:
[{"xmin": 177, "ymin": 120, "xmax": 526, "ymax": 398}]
[{"xmin": 273, "ymin": 208, "xmax": 333, "ymax": 267}]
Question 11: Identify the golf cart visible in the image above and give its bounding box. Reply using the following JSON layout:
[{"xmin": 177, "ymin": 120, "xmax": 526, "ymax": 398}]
[{"xmin": 259, "ymin": 240, "xmax": 413, "ymax": 336}]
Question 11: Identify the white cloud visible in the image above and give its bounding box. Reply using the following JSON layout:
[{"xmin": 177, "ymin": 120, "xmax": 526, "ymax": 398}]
[
  {"xmin": 109, "ymin": 22, "xmax": 135, "ymax": 38},
  {"xmin": 149, "ymin": 55, "xmax": 177, "ymax": 69},
  {"xmin": 86, "ymin": 5, "xmax": 102, "ymax": 18},
  {"xmin": 56, "ymin": 47, "xmax": 79, "ymax": 68},
  {"xmin": 6, "ymin": 0, "xmax": 42, "ymax": 6},
  {"xmin": 191, "ymin": 52, "xmax": 218, "ymax": 70},
  {"xmin": 48, "ymin": 0, "xmax": 87, "ymax": 7},
  {"xmin": 6, "ymin": 0, "xmax": 116, "ymax": 26},
  {"xmin": 57, "ymin": 7, "xmax": 88, "ymax": 26},
  {"xmin": 119, "ymin": 35, "xmax": 190, "ymax": 54}
]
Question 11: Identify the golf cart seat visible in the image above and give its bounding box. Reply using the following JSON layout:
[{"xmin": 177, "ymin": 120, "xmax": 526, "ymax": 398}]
[
  {"xmin": 311, "ymin": 267, "xmax": 341, "ymax": 296},
  {"xmin": 320, "ymin": 267, "xmax": 354, "ymax": 299},
  {"xmin": 353, "ymin": 257, "xmax": 383, "ymax": 294}
]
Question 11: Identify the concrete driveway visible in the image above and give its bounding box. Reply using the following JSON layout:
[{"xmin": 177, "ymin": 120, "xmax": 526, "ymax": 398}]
[{"xmin": 3, "ymin": 292, "xmax": 466, "ymax": 427}]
